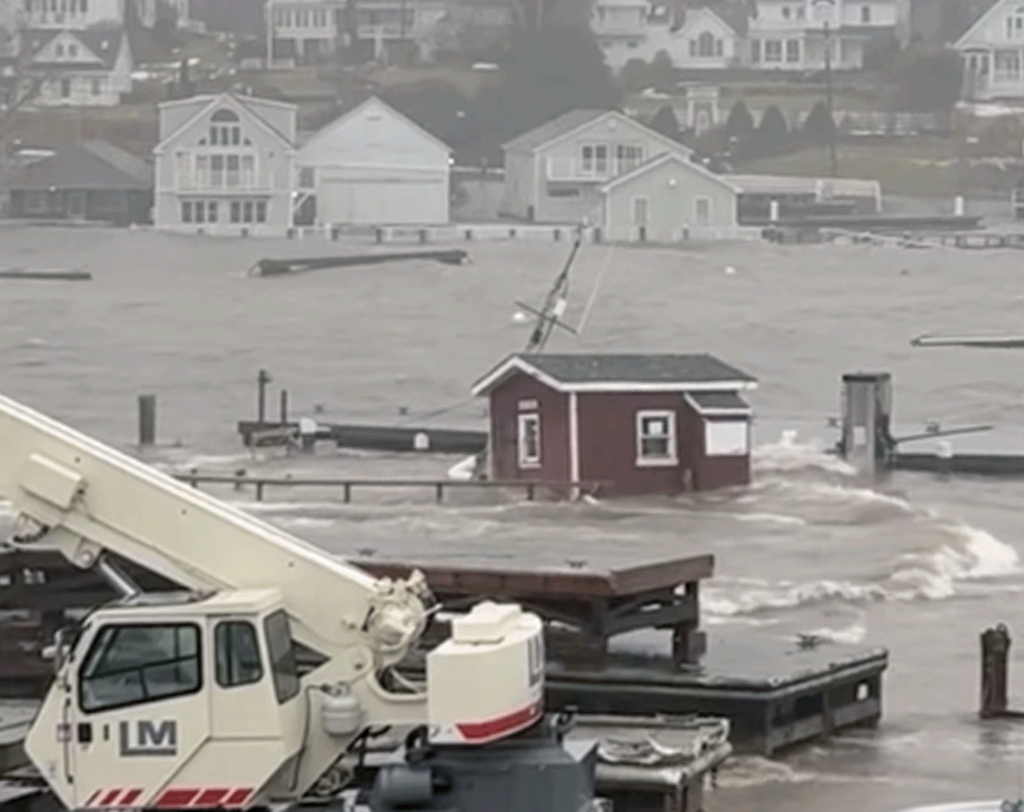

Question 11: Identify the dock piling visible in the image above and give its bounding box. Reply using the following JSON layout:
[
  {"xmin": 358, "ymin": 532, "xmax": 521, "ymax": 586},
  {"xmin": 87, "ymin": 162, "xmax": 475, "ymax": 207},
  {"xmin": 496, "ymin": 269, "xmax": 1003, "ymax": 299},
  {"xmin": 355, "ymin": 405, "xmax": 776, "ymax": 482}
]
[
  {"xmin": 839, "ymin": 372, "xmax": 893, "ymax": 476},
  {"xmin": 981, "ymin": 624, "xmax": 1012, "ymax": 718},
  {"xmin": 137, "ymin": 394, "xmax": 157, "ymax": 447},
  {"xmin": 279, "ymin": 389, "xmax": 289, "ymax": 424},
  {"xmin": 256, "ymin": 369, "xmax": 271, "ymax": 425}
]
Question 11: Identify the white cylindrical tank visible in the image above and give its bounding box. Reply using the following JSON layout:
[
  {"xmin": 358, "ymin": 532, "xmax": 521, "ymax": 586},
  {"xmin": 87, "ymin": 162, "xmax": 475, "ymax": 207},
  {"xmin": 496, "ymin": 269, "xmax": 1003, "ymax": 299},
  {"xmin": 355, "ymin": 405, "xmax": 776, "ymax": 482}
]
[{"xmin": 322, "ymin": 692, "xmax": 363, "ymax": 737}]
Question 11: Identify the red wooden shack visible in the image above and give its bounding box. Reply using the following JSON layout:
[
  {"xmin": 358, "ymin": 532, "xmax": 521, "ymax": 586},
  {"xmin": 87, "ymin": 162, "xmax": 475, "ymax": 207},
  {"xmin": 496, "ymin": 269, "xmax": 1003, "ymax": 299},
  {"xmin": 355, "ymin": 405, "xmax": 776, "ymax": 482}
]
[{"xmin": 471, "ymin": 353, "xmax": 758, "ymax": 497}]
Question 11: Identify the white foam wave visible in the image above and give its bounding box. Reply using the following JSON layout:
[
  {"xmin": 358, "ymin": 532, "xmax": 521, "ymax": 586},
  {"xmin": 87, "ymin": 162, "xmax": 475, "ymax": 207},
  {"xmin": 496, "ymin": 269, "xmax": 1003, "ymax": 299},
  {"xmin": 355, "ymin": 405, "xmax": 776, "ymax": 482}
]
[
  {"xmin": 703, "ymin": 578, "xmax": 886, "ymax": 617},
  {"xmin": 752, "ymin": 430, "xmax": 857, "ymax": 476},
  {"xmin": 730, "ymin": 511, "xmax": 808, "ymax": 527},
  {"xmin": 715, "ymin": 756, "xmax": 853, "ymax": 788},
  {"xmin": 799, "ymin": 621, "xmax": 867, "ymax": 645},
  {"xmin": 786, "ymin": 480, "xmax": 916, "ymax": 513}
]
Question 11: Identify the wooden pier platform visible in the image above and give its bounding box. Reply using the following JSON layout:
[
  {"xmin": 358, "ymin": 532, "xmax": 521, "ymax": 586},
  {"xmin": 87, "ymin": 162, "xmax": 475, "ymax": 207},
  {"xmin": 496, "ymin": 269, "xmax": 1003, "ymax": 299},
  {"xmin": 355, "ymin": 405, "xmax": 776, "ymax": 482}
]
[{"xmin": 236, "ymin": 419, "xmax": 487, "ymax": 455}]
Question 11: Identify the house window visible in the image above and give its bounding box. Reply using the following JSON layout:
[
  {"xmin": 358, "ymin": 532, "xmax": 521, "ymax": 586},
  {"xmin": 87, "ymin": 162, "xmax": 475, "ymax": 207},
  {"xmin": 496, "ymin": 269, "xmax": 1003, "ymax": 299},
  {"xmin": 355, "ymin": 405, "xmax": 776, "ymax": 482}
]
[
  {"xmin": 181, "ymin": 200, "xmax": 192, "ymax": 222},
  {"xmin": 697, "ymin": 31, "xmax": 715, "ymax": 56},
  {"xmin": 231, "ymin": 200, "xmax": 241, "ymax": 223},
  {"xmin": 751, "ymin": 38, "xmax": 761, "ymax": 62},
  {"xmin": 195, "ymin": 155, "xmax": 208, "ymax": 186},
  {"xmin": 705, "ymin": 420, "xmax": 749, "ymax": 457},
  {"xmin": 243, "ymin": 200, "xmax": 253, "ymax": 222},
  {"xmin": 242, "ymin": 155, "xmax": 256, "ymax": 187},
  {"xmin": 764, "ymin": 39, "xmax": 782, "ymax": 62},
  {"xmin": 299, "ymin": 167, "xmax": 315, "ymax": 188},
  {"xmin": 636, "ymin": 410, "xmax": 677, "ymax": 466},
  {"xmin": 616, "ymin": 144, "xmax": 643, "ymax": 174},
  {"xmin": 861, "ymin": 4, "xmax": 870, "ymax": 22},
  {"xmin": 786, "ymin": 38, "xmax": 800, "ymax": 62},
  {"xmin": 256, "ymin": 201, "xmax": 267, "ymax": 222},
  {"xmin": 581, "ymin": 144, "xmax": 608, "ymax": 175},
  {"xmin": 695, "ymin": 197, "xmax": 711, "ymax": 226},
  {"xmin": 227, "ymin": 155, "xmax": 240, "ymax": 187},
  {"xmin": 517, "ymin": 413, "xmax": 541, "ymax": 468},
  {"xmin": 91, "ymin": 77, "xmax": 101, "ymax": 94},
  {"xmin": 55, "ymin": 43, "xmax": 63, "ymax": 56},
  {"xmin": 549, "ymin": 186, "xmax": 581, "ymax": 198},
  {"xmin": 194, "ymin": 200, "xmax": 205, "ymax": 223},
  {"xmin": 782, "ymin": 5, "xmax": 790, "ymax": 17},
  {"xmin": 69, "ymin": 43, "xmax": 77, "ymax": 57},
  {"xmin": 60, "ymin": 78, "xmax": 71, "ymax": 97},
  {"xmin": 210, "ymin": 155, "xmax": 224, "ymax": 186},
  {"xmin": 207, "ymin": 201, "xmax": 218, "ymax": 223}
]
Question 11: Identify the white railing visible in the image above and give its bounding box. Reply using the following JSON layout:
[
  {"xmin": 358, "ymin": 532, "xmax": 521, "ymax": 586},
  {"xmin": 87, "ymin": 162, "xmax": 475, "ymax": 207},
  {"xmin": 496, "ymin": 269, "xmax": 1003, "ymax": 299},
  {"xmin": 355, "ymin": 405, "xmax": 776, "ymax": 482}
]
[{"xmin": 176, "ymin": 173, "xmax": 276, "ymax": 192}]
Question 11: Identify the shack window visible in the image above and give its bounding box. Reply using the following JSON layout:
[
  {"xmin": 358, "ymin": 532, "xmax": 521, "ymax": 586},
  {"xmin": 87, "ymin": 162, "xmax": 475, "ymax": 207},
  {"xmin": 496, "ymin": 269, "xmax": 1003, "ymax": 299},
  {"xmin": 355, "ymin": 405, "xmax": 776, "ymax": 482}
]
[
  {"xmin": 215, "ymin": 621, "xmax": 263, "ymax": 688},
  {"xmin": 80, "ymin": 624, "xmax": 201, "ymax": 713},
  {"xmin": 636, "ymin": 410, "xmax": 677, "ymax": 466},
  {"xmin": 517, "ymin": 413, "xmax": 541, "ymax": 468},
  {"xmin": 263, "ymin": 610, "xmax": 300, "ymax": 704},
  {"xmin": 705, "ymin": 420, "xmax": 749, "ymax": 457}
]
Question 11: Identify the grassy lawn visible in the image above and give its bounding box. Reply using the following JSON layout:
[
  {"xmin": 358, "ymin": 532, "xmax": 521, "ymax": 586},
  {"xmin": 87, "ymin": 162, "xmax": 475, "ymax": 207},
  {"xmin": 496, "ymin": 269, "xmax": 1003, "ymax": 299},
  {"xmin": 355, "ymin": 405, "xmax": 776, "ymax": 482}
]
[{"xmin": 739, "ymin": 140, "xmax": 959, "ymax": 197}]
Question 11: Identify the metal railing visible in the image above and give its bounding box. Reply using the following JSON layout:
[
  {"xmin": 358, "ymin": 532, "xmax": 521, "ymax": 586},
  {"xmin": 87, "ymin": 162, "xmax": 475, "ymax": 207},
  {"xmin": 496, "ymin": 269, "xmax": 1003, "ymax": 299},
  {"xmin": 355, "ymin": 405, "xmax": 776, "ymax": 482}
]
[{"xmin": 173, "ymin": 472, "xmax": 608, "ymax": 503}]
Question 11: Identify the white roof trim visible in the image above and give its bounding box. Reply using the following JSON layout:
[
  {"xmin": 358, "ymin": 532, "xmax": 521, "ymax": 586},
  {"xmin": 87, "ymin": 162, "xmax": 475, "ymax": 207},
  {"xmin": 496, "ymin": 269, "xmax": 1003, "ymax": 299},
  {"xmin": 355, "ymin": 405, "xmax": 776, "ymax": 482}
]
[
  {"xmin": 154, "ymin": 93, "xmax": 296, "ymax": 155},
  {"xmin": 954, "ymin": 0, "xmax": 1009, "ymax": 49},
  {"xmin": 678, "ymin": 6, "xmax": 739, "ymax": 36},
  {"xmin": 471, "ymin": 356, "xmax": 758, "ymax": 396},
  {"xmin": 600, "ymin": 152, "xmax": 739, "ymax": 195},
  {"xmin": 300, "ymin": 96, "xmax": 452, "ymax": 158},
  {"xmin": 682, "ymin": 393, "xmax": 752, "ymax": 417}
]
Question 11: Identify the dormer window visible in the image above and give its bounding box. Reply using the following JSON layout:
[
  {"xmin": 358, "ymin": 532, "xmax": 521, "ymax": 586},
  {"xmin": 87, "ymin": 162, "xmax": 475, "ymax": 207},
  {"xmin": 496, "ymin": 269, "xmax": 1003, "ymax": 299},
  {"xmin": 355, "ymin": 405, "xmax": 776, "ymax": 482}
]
[
  {"xmin": 55, "ymin": 43, "xmax": 63, "ymax": 56},
  {"xmin": 209, "ymin": 110, "xmax": 242, "ymax": 147},
  {"xmin": 69, "ymin": 43, "xmax": 77, "ymax": 56}
]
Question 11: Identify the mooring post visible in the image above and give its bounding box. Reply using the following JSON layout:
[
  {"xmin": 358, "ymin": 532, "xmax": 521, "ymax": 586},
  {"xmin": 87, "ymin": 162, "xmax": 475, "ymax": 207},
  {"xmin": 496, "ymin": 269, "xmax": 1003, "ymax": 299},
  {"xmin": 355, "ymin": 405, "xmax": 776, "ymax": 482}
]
[
  {"xmin": 981, "ymin": 624, "xmax": 1012, "ymax": 718},
  {"xmin": 257, "ymin": 369, "xmax": 271, "ymax": 424},
  {"xmin": 839, "ymin": 372, "xmax": 893, "ymax": 476},
  {"xmin": 279, "ymin": 389, "xmax": 289, "ymax": 424},
  {"xmin": 137, "ymin": 394, "xmax": 157, "ymax": 447}
]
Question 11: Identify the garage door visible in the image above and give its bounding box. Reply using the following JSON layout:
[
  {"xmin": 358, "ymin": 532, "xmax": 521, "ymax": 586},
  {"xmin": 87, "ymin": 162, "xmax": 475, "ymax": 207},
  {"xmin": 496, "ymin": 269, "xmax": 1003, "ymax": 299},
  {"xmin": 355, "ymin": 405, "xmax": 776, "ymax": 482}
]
[{"xmin": 318, "ymin": 176, "xmax": 447, "ymax": 225}]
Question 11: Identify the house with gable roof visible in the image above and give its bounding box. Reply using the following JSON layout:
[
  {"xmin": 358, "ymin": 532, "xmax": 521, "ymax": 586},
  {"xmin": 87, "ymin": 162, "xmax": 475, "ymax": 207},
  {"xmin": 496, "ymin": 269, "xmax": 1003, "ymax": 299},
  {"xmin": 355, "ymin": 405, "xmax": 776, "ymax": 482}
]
[
  {"xmin": 153, "ymin": 92, "xmax": 297, "ymax": 236},
  {"xmin": 296, "ymin": 96, "xmax": 452, "ymax": 226},
  {"xmin": 953, "ymin": 0, "xmax": 1024, "ymax": 99},
  {"xmin": 498, "ymin": 108, "xmax": 696, "ymax": 224},
  {"xmin": 20, "ymin": 26, "xmax": 132, "ymax": 106}
]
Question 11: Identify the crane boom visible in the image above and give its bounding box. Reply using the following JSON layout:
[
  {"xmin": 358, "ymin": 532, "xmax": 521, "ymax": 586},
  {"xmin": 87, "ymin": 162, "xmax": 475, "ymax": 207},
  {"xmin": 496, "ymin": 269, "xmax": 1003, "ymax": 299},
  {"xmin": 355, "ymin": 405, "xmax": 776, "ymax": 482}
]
[
  {"xmin": 0, "ymin": 393, "xmax": 550, "ymax": 811},
  {"xmin": 0, "ymin": 392, "xmax": 427, "ymax": 665}
]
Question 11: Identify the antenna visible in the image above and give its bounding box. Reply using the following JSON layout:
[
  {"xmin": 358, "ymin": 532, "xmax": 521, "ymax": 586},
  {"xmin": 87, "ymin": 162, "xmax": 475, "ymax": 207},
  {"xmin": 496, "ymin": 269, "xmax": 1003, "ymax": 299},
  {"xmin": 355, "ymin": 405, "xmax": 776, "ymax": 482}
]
[{"xmin": 518, "ymin": 225, "xmax": 584, "ymax": 354}]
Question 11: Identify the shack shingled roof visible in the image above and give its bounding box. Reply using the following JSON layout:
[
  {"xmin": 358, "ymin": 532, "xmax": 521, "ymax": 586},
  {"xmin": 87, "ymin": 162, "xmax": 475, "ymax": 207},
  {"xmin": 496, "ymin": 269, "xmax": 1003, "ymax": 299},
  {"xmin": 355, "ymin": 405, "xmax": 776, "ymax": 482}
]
[
  {"xmin": 686, "ymin": 391, "xmax": 750, "ymax": 410},
  {"xmin": 6, "ymin": 141, "xmax": 153, "ymax": 192},
  {"xmin": 472, "ymin": 353, "xmax": 756, "ymax": 395},
  {"xmin": 521, "ymin": 353, "xmax": 755, "ymax": 384}
]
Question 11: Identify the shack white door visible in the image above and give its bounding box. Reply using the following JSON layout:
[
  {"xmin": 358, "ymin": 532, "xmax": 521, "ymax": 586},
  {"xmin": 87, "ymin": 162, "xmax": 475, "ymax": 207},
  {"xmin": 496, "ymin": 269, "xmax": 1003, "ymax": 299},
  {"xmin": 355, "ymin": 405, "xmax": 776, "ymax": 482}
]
[{"xmin": 318, "ymin": 172, "xmax": 447, "ymax": 225}]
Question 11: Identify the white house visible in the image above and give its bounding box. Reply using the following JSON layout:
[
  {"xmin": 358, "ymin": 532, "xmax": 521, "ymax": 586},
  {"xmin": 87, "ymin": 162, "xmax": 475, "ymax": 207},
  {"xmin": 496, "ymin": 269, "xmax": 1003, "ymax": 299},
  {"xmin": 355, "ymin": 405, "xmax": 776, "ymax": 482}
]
[
  {"xmin": 22, "ymin": 27, "xmax": 133, "ymax": 106},
  {"xmin": 592, "ymin": 1, "xmax": 747, "ymax": 72},
  {"xmin": 266, "ymin": 0, "xmax": 448, "ymax": 65},
  {"xmin": 748, "ymin": 0, "xmax": 898, "ymax": 71},
  {"xmin": 296, "ymin": 96, "xmax": 452, "ymax": 226},
  {"xmin": 153, "ymin": 92, "xmax": 297, "ymax": 237},
  {"xmin": 499, "ymin": 108, "xmax": 695, "ymax": 223},
  {"xmin": 600, "ymin": 151, "xmax": 748, "ymax": 241},
  {"xmin": 955, "ymin": 0, "xmax": 1024, "ymax": 100},
  {"xmin": 590, "ymin": 0, "xmax": 896, "ymax": 73}
]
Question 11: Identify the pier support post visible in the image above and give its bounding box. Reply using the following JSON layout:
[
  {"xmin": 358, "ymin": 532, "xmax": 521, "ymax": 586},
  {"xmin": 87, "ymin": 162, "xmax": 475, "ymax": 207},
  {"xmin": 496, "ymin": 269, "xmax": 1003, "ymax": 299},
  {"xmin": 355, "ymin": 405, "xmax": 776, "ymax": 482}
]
[
  {"xmin": 279, "ymin": 389, "xmax": 289, "ymax": 424},
  {"xmin": 981, "ymin": 624, "xmax": 1012, "ymax": 718},
  {"xmin": 137, "ymin": 394, "xmax": 157, "ymax": 447},
  {"xmin": 257, "ymin": 369, "xmax": 271, "ymax": 424},
  {"xmin": 839, "ymin": 372, "xmax": 893, "ymax": 476}
]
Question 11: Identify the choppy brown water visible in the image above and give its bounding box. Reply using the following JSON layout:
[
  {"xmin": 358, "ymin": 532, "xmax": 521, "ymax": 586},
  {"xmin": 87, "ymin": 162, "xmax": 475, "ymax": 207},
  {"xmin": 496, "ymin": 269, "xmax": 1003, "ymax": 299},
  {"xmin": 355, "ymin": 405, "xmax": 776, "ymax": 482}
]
[{"xmin": 5, "ymin": 225, "xmax": 1024, "ymax": 812}]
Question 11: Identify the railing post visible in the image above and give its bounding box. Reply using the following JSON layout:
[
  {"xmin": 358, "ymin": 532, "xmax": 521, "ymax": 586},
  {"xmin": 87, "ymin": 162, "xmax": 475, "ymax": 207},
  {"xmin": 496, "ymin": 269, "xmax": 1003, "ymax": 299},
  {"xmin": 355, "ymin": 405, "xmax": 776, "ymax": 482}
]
[
  {"xmin": 256, "ymin": 481, "xmax": 265, "ymax": 502},
  {"xmin": 527, "ymin": 483, "xmax": 535, "ymax": 501},
  {"xmin": 343, "ymin": 483, "xmax": 352, "ymax": 503},
  {"xmin": 435, "ymin": 482, "xmax": 444, "ymax": 503}
]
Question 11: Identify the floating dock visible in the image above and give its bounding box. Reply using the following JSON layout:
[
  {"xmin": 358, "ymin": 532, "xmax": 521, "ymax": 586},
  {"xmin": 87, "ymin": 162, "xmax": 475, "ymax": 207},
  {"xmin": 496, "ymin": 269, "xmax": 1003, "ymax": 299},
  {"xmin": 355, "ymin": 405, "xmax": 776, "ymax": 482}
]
[
  {"xmin": 249, "ymin": 249, "xmax": 469, "ymax": 277},
  {"xmin": 1, "ymin": 550, "xmax": 886, "ymax": 756},
  {"xmin": 358, "ymin": 555, "xmax": 886, "ymax": 756}
]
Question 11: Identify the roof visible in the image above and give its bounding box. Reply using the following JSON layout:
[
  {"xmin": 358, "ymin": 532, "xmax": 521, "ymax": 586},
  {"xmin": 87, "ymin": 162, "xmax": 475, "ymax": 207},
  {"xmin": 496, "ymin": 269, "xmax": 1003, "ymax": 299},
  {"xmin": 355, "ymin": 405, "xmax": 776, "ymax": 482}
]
[
  {"xmin": 5, "ymin": 141, "xmax": 153, "ymax": 192},
  {"xmin": 154, "ymin": 92, "xmax": 296, "ymax": 154},
  {"xmin": 949, "ymin": 0, "xmax": 1000, "ymax": 47},
  {"xmin": 683, "ymin": 3, "xmax": 749, "ymax": 36},
  {"xmin": 684, "ymin": 391, "xmax": 751, "ymax": 415},
  {"xmin": 25, "ymin": 27, "xmax": 126, "ymax": 71},
  {"xmin": 299, "ymin": 96, "xmax": 452, "ymax": 159},
  {"xmin": 503, "ymin": 109, "xmax": 613, "ymax": 153},
  {"xmin": 472, "ymin": 353, "xmax": 757, "ymax": 396},
  {"xmin": 600, "ymin": 151, "xmax": 739, "ymax": 194}
]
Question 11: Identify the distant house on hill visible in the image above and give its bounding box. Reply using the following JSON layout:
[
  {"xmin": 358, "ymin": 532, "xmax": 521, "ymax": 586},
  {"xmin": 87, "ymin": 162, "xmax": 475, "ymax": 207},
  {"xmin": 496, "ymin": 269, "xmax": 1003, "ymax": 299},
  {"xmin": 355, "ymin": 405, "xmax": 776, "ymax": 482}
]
[{"xmin": 5, "ymin": 140, "xmax": 153, "ymax": 224}]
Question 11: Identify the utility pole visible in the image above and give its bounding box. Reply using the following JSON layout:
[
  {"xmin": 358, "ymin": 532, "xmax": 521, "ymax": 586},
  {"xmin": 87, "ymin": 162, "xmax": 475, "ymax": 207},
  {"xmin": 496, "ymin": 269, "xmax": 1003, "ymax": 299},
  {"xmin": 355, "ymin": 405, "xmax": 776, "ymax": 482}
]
[{"xmin": 823, "ymin": 18, "xmax": 837, "ymax": 177}]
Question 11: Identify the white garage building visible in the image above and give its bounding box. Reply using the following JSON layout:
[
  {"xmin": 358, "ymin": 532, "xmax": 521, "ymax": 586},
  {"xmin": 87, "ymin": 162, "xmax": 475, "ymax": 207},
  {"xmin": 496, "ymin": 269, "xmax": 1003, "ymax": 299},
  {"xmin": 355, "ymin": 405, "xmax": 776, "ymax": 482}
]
[{"xmin": 297, "ymin": 97, "xmax": 452, "ymax": 227}]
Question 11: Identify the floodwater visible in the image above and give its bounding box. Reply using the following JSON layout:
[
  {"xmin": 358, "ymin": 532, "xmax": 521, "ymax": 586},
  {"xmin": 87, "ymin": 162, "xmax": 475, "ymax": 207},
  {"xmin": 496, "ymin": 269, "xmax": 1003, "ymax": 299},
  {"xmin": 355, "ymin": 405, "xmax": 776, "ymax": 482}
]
[{"xmin": 5, "ymin": 225, "xmax": 1024, "ymax": 812}]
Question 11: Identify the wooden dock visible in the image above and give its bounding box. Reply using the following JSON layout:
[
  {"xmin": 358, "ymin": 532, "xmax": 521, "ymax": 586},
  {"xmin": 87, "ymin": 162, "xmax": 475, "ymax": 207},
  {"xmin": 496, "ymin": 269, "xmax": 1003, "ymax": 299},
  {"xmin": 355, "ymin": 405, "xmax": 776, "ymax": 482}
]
[{"xmin": 236, "ymin": 419, "xmax": 488, "ymax": 455}]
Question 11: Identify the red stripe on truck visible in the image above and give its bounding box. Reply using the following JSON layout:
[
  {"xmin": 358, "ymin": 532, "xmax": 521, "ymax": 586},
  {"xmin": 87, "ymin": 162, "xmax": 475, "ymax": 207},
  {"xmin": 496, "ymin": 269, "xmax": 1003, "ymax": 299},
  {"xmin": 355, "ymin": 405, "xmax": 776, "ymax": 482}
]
[{"xmin": 455, "ymin": 699, "xmax": 543, "ymax": 743}]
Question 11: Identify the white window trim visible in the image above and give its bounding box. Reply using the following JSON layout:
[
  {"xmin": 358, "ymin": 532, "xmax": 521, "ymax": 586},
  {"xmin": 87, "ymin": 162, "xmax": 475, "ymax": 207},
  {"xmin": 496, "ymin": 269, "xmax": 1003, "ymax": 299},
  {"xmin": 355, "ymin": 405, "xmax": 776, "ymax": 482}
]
[
  {"xmin": 517, "ymin": 412, "xmax": 541, "ymax": 469},
  {"xmin": 636, "ymin": 409, "xmax": 678, "ymax": 467}
]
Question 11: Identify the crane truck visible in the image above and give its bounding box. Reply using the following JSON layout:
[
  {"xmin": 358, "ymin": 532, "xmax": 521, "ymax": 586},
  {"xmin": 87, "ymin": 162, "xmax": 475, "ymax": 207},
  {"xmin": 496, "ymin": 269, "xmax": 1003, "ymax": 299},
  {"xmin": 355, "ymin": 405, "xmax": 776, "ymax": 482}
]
[{"xmin": 0, "ymin": 392, "xmax": 602, "ymax": 812}]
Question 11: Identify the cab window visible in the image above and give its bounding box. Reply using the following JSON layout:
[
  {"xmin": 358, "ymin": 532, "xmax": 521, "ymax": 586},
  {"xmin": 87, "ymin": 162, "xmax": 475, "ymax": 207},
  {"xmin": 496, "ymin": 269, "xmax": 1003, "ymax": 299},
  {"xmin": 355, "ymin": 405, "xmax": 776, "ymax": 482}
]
[
  {"xmin": 215, "ymin": 621, "xmax": 263, "ymax": 688},
  {"xmin": 80, "ymin": 624, "xmax": 201, "ymax": 713},
  {"xmin": 263, "ymin": 610, "xmax": 300, "ymax": 704}
]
